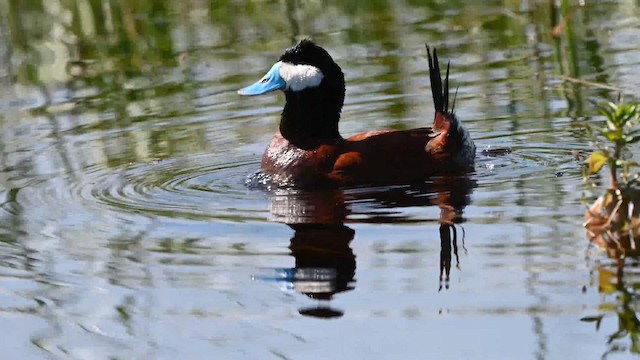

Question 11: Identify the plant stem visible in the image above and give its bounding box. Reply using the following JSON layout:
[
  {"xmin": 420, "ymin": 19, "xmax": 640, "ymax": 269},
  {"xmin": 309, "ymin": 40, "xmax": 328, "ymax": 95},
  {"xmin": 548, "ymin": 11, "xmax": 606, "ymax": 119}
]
[{"xmin": 611, "ymin": 141, "xmax": 621, "ymax": 189}]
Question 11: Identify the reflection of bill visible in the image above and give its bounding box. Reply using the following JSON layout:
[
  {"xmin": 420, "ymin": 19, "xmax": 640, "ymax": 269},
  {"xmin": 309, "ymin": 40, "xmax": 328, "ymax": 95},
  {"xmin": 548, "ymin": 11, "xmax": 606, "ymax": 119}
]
[
  {"xmin": 252, "ymin": 223, "xmax": 354, "ymax": 319},
  {"xmin": 256, "ymin": 176, "xmax": 475, "ymax": 318}
]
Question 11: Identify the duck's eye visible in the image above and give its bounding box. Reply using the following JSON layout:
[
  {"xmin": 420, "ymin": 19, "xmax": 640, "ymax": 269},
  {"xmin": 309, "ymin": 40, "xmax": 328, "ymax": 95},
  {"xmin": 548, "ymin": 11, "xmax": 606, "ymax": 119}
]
[{"xmin": 261, "ymin": 78, "xmax": 268, "ymax": 83}]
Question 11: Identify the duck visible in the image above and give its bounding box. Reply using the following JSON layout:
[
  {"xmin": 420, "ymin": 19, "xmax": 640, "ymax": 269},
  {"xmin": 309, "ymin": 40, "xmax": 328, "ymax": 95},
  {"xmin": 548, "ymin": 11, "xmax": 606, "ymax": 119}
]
[{"xmin": 238, "ymin": 39, "xmax": 475, "ymax": 188}]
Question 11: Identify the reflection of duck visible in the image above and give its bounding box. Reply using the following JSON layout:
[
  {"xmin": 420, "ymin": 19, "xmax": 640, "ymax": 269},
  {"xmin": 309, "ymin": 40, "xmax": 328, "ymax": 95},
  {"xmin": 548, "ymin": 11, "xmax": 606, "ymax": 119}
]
[
  {"xmin": 439, "ymin": 223, "xmax": 463, "ymax": 291},
  {"xmin": 263, "ymin": 190, "xmax": 355, "ymax": 319},
  {"xmin": 238, "ymin": 39, "xmax": 475, "ymax": 188},
  {"xmin": 257, "ymin": 176, "xmax": 475, "ymax": 318},
  {"xmin": 288, "ymin": 224, "xmax": 355, "ymax": 319}
]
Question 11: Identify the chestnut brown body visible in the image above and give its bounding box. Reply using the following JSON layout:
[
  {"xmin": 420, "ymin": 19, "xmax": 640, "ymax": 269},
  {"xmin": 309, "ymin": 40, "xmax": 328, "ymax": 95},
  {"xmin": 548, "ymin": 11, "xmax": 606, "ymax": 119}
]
[{"xmin": 262, "ymin": 122, "xmax": 471, "ymax": 187}]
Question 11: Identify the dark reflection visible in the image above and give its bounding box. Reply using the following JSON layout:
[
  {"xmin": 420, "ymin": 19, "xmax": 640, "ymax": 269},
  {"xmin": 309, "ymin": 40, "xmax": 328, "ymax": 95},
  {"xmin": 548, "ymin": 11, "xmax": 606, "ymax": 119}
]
[
  {"xmin": 439, "ymin": 223, "xmax": 466, "ymax": 291},
  {"xmin": 259, "ymin": 176, "xmax": 475, "ymax": 319},
  {"xmin": 288, "ymin": 223, "xmax": 355, "ymax": 319}
]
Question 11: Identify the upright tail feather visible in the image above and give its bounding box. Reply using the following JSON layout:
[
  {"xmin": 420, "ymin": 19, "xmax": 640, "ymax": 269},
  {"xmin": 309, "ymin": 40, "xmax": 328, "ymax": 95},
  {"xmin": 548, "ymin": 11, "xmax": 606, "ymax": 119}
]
[
  {"xmin": 426, "ymin": 44, "xmax": 455, "ymax": 116},
  {"xmin": 425, "ymin": 45, "xmax": 476, "ymax": 165}
]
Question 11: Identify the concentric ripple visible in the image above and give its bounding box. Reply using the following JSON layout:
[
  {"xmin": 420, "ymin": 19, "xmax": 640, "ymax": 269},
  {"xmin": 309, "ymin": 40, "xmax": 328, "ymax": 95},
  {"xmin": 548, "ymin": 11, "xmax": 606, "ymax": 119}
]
[
  {"xmin": 78, "ymin": 154, "xmax": 267, "ymax": 220},
  {"xmin": 14, "ymin": 135, "xmax": 589, "ymax": 226},
  {"xmin": 14, "ymin": 153, "xmax": 268, "ymax": 222}
]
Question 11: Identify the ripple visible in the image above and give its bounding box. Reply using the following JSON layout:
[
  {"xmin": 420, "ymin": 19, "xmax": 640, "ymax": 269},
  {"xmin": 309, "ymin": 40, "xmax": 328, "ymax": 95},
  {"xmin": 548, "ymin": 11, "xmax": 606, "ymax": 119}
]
[
  {"xmin": 17, "ymin": 154, "xmax": 267, "ymax": 222},
  {"xmin": 83, "ymin": 155, "xmax": 267, "ymax": 220},
  {"xmin": 14, "ymin": 136, "xmax": 588, "ymax": 226},
  {"xmin": 473, "ymin": 140, "xmax": 588, "ymax": 185}
]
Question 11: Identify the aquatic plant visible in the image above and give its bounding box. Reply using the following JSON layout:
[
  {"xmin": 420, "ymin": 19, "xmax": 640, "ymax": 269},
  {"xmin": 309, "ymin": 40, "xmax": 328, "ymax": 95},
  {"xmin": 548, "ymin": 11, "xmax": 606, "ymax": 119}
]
[
  {"xmin": 582, "ymin": 102, "xmax": 640, "ymax": 355},
  {"xmin": 584, "ymin": 101, "xmax": 640, "ymax": 256},
  {"xmin": 582, "ymin": 264, "xmax": 640, "ymax": 355},
  {"xmin": 585, "ymin": 102, "xmax": 640, "ymax": 188}
]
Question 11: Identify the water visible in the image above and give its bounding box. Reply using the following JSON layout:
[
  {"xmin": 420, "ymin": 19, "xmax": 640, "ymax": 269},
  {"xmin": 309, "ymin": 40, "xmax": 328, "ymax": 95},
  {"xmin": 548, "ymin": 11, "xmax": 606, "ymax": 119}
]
[{"xmin": 1, "ymin": 0, "xmax": 640, "ymax": 359}]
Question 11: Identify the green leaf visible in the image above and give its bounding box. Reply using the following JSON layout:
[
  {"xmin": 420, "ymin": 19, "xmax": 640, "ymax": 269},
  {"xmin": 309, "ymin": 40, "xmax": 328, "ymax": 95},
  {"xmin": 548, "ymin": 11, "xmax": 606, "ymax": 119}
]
[
  {"xmin": 586, "ymin": 151, "xmax": 608, "ymax": 174},
  {"xmin": 603, "ymin": 129, "xmax": 623, "ymax": 141},
  {"xmin": 627, "ymin": 135, "xmax": 640, "ymax": 144}
]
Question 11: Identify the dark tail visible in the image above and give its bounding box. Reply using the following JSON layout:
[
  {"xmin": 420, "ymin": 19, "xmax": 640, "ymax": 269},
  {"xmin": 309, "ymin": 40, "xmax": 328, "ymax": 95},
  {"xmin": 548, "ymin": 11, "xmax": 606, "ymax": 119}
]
[{"xmin": 426, "ymin": 45, "xmax": 457, "ymax": 115}]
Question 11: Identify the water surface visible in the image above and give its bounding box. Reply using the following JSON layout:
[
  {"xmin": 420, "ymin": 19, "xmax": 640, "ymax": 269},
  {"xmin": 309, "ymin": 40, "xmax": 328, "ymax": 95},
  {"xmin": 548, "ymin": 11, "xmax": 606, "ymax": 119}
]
[{"xmin": 1, "ymin": 1, "xmax": 640, "ymax": 359}]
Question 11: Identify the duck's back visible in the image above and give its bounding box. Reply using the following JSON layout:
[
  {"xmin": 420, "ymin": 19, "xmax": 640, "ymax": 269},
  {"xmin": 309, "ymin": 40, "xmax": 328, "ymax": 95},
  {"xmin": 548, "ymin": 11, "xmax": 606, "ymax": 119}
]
[
  {"xmin": 331, "ymin": 127, "xmax": 471, "ymax": 185},
  {"xmin": 331, "ymin": 128, "xmax": 430, "ymax": 183}
]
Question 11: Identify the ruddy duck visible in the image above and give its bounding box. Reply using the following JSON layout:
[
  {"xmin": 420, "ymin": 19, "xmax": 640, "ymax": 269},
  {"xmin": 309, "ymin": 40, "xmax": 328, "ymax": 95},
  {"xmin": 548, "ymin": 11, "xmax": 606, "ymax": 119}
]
[{"xmin": 239, "ymin": 39, "xmax": 475, "ymax": 188}]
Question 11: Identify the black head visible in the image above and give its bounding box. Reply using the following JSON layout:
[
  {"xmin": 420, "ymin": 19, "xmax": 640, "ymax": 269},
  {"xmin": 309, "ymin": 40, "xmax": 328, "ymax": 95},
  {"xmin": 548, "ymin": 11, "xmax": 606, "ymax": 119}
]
[
  {"xmin": 279, "ymin": 40, "xmax": 346, "ymax": 145},
  {"xmin": 237, "ymin": 39, "xmax": 346, "ymax": 147},
  {"xmin": 280, "ymin": 39, "xmax": 338, "ymax": 73},
  {"xmin": 279, "ymin": 39, "xmax": 345, "ymax": 102}
]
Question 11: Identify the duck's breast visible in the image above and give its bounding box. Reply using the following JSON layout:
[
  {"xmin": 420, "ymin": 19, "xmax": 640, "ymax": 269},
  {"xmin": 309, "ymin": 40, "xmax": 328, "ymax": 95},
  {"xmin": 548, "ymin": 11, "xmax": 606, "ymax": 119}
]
[{"xmin": 261, "ymin": 133, "xmax": 341, "ymax": 186}]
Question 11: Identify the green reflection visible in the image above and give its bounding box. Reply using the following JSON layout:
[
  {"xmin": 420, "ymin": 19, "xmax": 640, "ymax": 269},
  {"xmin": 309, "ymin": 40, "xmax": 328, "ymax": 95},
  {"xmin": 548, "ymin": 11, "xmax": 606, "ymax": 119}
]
[
  {"xmin": 584, "ymin": 264, "xmax": 640, "ymax": 356},
  {"xmin": 0, "ymin": 0, "xmax": 626, "ymax": 170},
  {"xmin": 0, "ymin": 1, "xmax": 638, "ymax": 357}
]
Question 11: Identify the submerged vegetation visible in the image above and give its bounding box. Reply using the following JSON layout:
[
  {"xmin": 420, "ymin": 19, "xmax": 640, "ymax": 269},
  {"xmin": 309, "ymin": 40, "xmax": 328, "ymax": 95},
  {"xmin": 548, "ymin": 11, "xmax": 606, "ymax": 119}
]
[{"xmin": 584, "ymin": 101, "xmax": 640, "ymax": 257}]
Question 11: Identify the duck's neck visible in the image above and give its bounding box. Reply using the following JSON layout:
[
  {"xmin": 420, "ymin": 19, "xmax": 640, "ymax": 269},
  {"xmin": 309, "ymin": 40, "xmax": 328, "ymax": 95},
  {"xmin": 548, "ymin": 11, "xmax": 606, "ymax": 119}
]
[{"xmin": 280, "ymin": 84, "xmax": 344, "ymax": 149}]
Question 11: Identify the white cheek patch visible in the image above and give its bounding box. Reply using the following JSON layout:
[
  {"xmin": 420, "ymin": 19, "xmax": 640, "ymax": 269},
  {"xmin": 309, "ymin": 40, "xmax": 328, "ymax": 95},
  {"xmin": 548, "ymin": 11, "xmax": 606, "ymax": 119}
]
[{"xmin": 278, "ymin": 62, "xmax": 324, "ymax": 92}]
